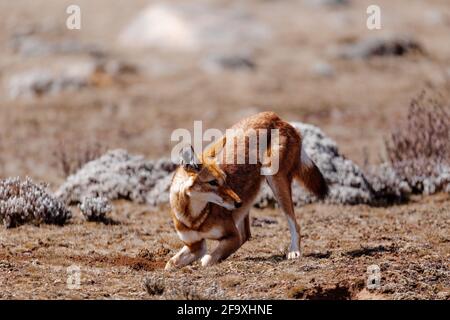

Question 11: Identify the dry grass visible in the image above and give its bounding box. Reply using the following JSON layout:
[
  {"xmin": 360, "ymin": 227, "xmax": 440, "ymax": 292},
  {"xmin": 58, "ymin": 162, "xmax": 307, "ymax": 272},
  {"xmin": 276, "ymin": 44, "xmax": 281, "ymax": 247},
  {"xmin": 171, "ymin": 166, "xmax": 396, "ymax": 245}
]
[{"xmin": 53, "ymin": 140, "xmax": 106, "ymax": 178}]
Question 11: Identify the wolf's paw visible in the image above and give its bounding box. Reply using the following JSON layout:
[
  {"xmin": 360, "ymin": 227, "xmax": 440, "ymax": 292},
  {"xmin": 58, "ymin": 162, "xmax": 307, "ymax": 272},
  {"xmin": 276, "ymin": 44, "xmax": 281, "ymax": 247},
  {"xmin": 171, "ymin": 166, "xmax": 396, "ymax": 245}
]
[
  {"xmin": 201, "ymin": 254, "xmax": 214, "ymax": 267},
  {"xmin": 164, "ymin": 259, "xmax": 177, "ymax": 270},
  {"xmin": 287, "ymin": 250, "xmax": 301, "ymax": 259}
]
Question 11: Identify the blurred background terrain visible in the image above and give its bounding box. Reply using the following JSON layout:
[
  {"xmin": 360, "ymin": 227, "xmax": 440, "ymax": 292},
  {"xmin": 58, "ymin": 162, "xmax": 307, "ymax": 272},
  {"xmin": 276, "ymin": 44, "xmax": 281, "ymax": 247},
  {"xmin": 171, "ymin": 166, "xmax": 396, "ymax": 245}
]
[{"xmin": 1, "ymin": 0, "xmax": 449, "ymax": 184}]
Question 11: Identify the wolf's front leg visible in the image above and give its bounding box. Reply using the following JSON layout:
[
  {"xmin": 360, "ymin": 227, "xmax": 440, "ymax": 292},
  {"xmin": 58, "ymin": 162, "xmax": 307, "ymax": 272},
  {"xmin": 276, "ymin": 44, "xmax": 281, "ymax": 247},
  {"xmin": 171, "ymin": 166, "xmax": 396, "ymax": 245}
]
[
  {"xmin": 201, "ymin": 234, "xmax": 241, "ymax": 267},
  {"xmin": 165, "ymin": 240, "xmax": 206, "ymax": 270}
]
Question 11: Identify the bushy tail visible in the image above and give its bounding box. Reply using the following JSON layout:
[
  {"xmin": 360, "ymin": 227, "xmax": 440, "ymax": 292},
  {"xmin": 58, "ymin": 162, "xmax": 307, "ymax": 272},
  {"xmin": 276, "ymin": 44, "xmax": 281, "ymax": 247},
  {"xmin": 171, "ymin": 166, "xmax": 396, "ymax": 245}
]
[{"xmin": 295, "ymin": 146, "xmax": 329, "ymax": 199}]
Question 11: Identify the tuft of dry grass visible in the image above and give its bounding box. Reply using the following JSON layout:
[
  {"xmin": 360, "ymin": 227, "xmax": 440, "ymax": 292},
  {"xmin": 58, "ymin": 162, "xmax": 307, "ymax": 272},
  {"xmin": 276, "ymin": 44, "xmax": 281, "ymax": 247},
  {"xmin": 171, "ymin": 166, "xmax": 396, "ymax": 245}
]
[
  {"xmin": 144, "ymin": 275, "xmax": 165, "ymax": 296},
  {"xmin": 143, "ymin": 273, "xmax": 224, "ymax": 300},
  {"xmin": 53, "ymin": 140, "xmax": 106, "ymax": 178}
]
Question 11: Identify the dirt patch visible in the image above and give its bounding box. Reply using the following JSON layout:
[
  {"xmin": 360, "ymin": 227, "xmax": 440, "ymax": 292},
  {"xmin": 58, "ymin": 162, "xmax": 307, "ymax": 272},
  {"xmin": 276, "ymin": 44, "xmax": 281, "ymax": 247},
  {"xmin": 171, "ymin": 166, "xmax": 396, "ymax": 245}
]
[
  {"xmin": 137, "ymin": 247, "xmax": 171, "ymax": 261},
  {"xmin": 68, "ymin": 253, "xmax": 166, "ymax": 271},
  {"xmin": 304, "ymin": 251, "xmax": 332, "ymax": 259},
  {"xmin": 0, "ymin": 194, "xmax": 448, "ymax": 299},
  {"xmin": 289, "ymin": 281, "xmax": 364, "ymax": 300},
  {"xmin": 346, "ymin": 244, "xmax": 397, "ymax": 258},
  {"xmin": 0, "ymin": 249, "xmax": 165, "ymax": 272}
]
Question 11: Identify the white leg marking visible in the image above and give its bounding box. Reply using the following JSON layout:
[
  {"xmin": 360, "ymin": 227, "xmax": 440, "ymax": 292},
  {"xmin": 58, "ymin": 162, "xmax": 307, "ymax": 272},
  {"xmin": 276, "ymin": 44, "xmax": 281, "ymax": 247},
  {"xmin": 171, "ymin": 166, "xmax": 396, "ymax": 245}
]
[
  {"xmin": 201, "ymin": 254, "xmax": 213, "ymax": 267},
  {"xmin": 287, "ymin": 216, "xmax": 301, "ymax": 259},
  {"xmin": 266, "ymin": 176, "xmax": 301, "ymax": 260}
]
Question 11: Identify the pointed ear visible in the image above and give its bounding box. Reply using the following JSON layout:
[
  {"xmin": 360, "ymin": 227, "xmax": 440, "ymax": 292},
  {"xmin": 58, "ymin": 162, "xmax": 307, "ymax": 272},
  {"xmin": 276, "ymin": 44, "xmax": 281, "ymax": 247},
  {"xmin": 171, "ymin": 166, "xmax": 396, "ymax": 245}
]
[
  {"xmin": 204, "ymin": 136, "xmax": 226, "ymax": 160},
  {"xmin": 180, "ymin": 145, "xmax": 201, "ymax": 171}
]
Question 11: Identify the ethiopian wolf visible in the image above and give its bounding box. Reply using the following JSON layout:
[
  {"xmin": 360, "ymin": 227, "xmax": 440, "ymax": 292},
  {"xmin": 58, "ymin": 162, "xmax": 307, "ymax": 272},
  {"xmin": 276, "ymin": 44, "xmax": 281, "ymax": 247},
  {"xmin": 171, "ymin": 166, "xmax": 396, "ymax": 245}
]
[{"xmin": 166, "ymin": 112, "xmax": 328, "ymax": 269}]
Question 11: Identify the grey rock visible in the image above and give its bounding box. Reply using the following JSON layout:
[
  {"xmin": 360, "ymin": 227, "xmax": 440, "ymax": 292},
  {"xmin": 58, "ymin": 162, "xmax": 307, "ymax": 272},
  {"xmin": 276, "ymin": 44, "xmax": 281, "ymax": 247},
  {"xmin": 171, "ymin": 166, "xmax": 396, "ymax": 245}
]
[
  {"xmin": 7, "ymin": 62, "xmax": 95, "ymax": 99},
  {"xmin": 337, "ymin": 36, "xmax": 423, "ymax": 59},
  {"xmin": 203, "ymin": 54, "xmax": 256, "ymax": 73},
  {"xmin": 10, "ymin": 35, "xmax": 104, "ymax": 58},
  {"xmin": 56, "ymin": 149, "xmax": 176, "ymax": 206}
]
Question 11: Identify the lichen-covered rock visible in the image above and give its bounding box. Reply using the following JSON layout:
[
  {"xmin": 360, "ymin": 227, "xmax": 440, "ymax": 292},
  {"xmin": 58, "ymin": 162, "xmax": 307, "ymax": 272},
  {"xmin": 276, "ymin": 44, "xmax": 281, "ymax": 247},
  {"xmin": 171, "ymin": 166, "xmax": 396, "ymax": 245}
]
[
  {"xmin": 145, "ymin": 173, "xmax": 174, "ymax": 207},
  {"xmin": 365, "ymin": 164, "xmax": 411, "ymax": 203},
  {"xmin": 56, "ymin": 149, "xmax": 176, "ymax": 206},
  {"xmin": 403, "ymin": 163, "xmax": 450, "ymax": 196},
  {"xmin": 413, "ymin": 164, "xmax": 450, "ymax": 195},
  {"xmin": 79, "ymin": 196, "xmax": 112, "ymax": 222},
  {"xmin": 0, "ymin": 177, "xmax": 71, "ymax": 228}
]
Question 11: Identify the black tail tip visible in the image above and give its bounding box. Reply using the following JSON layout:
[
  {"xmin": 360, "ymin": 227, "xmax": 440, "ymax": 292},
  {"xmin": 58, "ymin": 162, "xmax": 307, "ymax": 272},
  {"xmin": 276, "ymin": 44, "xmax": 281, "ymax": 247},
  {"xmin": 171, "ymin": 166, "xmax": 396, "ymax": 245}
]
[
  {"xmin": 316, "ymin": 180, "xmax": 329, "ymax": 200},
  {"xmin": 313, "ymin": 169, "xmax": 329, "ymax": 200}
]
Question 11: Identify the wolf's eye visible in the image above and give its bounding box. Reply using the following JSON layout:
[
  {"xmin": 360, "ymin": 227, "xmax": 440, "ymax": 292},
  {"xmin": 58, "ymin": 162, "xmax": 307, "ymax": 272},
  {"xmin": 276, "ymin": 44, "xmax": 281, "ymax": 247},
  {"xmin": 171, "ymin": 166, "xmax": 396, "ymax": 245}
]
[{"xmin": 208, "ymin": 180, "xmax": 219, "ymax": 186}]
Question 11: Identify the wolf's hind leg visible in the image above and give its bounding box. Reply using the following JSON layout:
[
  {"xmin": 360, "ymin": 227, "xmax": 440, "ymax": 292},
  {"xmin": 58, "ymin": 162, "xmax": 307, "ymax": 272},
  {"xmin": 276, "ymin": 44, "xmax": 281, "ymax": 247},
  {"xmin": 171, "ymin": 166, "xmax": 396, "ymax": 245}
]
[
  {"xmin": 266, "ymin": 175, "xmax": 301, "ymax": 259},
  {"xmin": 165, "ymin": 240, "xmax": 206, "ymax": 270}
]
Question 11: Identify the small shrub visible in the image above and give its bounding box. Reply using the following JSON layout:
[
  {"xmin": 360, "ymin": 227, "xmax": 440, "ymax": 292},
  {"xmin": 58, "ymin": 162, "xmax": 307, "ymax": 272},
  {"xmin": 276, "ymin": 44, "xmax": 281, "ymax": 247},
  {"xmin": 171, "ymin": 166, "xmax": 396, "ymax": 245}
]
[
  {"xmin": 144, "ymin": 275, "xmax": 223, "ymax": 300},
  {"xmin": 79, "ymin": 196, "xmax": 112, "ymax": 223},
  {"xmin": 163, "ymin": 280, "xmax": 215, "ymax": 300},
  {"xmin": 0, "ymin": 177, "xmax": 71, "ymax": 228},
  {"xmin": 385, "ymin": 91, "xmax": 450, "ymax": 194},
  {"xmin": 144, "ymin": 275, "xmax": 165, "ymax": 296}
]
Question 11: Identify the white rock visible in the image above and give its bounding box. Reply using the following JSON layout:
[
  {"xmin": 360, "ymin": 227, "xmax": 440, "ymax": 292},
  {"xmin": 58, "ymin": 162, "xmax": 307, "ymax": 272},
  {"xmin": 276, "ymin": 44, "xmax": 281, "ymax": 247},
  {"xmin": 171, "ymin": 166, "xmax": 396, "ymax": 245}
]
[
  {"xmin": 118, "ymin": 3, "xmax": 270, "ymax": 53},
  {"xmin": 311, "ymin": 61, "xmax": 335, "ymax": 77}
]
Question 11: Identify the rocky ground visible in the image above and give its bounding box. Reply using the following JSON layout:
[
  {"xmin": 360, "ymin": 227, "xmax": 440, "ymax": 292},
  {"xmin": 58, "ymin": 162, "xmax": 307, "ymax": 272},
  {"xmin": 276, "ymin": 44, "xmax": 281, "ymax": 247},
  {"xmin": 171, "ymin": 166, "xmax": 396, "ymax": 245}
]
[{"xmin": 0, "ymin": 0, "xmax": 449, "ymax": 299}]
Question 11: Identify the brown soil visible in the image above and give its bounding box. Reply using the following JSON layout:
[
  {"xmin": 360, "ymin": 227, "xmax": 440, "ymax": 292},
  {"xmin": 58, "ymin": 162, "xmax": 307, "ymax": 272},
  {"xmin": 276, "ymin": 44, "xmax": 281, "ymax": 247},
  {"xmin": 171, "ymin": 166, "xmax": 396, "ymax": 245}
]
[{"xmin": 0, "ymin": 194, "xmax": 448, "ymax": 299}]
